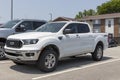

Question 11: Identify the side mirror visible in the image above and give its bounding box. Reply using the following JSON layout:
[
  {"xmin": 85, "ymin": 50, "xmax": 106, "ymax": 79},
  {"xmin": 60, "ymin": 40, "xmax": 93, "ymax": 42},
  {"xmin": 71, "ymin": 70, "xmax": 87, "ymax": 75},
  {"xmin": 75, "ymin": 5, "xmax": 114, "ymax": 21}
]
[
  {"xmin": 63, "ymin": 29, "xmax": 72, "ymax": 34},
  {"xmin": 15, "ymin": 25, "xmax": 26, "ymax": 32}
]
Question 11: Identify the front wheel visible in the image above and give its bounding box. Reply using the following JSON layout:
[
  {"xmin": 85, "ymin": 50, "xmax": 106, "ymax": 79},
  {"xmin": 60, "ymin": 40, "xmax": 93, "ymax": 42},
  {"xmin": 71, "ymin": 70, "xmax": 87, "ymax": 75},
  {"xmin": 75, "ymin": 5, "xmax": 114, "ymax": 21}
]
[
  {"xmin": 92, "ymin": 45, "xmax": 103, "ymax": 61},
  {"xmin": 0, "ymin": 46, "xmax": 6, "ymax": 60},
  {"xmin": 37, "ymin": 49, "xmax": 58, "ymax": 72}
]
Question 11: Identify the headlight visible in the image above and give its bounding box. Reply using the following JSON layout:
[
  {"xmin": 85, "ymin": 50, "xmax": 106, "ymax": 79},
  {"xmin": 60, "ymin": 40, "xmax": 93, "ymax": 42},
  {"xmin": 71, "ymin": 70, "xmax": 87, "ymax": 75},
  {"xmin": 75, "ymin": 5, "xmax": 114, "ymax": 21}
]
[{"xmin": 22, "ymin": 39, "xmax": 39, "ymax": 45}]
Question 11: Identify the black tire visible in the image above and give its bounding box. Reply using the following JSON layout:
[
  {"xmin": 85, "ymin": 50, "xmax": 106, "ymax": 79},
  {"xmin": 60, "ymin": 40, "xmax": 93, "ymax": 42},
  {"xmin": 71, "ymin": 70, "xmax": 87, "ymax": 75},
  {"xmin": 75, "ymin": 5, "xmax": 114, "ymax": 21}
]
[
  {"xmin": 0, "ymin": 46, "xmax": 7, "ymax": 60},
  {"xmin": 92, "ymin": 45, "xmax": 103, "ymax": 61},
  {"xmin": 13, "ymin": 61, "xmax": 25, "ymax": 65},
  {"xmin": 37, "ymin": 49, "xmax": 58, "ymax": 72}
]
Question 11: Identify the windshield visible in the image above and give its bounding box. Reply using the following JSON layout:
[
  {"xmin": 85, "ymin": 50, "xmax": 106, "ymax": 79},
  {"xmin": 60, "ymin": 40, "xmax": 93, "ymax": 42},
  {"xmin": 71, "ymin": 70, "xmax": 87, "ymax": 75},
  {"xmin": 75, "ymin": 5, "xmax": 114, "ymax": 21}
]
[
  {"xmin": 36, "ymin": 22, "xmax": 66, "ymax": 33},
  {"xmin": 0, "ymin": 20, "xmax": 20, "ymax": 28}
]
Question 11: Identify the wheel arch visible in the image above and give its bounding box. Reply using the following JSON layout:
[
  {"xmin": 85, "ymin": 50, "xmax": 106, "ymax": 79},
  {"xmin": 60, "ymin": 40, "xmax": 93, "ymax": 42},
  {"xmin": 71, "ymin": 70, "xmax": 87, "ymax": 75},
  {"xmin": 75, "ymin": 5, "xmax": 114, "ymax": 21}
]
[
  {"xmin": 40, "ymin": 44, "xmax": 60, "ymax": 58},
  {"xmin": 94, "ymin": 41, "xmax": 104, "ymax": 52}
]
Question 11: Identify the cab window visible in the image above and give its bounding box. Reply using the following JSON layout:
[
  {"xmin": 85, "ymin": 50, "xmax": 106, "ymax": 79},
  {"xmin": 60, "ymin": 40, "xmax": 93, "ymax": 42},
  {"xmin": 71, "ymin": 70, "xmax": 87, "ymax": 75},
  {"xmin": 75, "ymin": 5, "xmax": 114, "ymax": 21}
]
[
  {"xmin": 77, "ymin": 24, "xmax": 90, "ymax": 33},
  {"xmin": 15, "ymin": 21, "xmax": 33, "ymax": 32},
  {"xmin": 19, "ymin": 21, "xmax": 33, "ymax": 30},
  {"xmin": 64, "ymin": 24, "xmax": 78, "ymax": 34},
  {"xmin": 33, "ymin": 22, "xmax": 46, "ymax": 30}
]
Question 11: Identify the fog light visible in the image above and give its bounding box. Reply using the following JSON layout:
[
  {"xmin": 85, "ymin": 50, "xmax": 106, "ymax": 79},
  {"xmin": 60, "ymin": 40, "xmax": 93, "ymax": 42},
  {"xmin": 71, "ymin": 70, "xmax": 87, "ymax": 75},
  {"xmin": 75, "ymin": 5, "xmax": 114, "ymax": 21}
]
[{"xmin": 26, "ymin": 53, "xmax": 35, "ymax": 57}]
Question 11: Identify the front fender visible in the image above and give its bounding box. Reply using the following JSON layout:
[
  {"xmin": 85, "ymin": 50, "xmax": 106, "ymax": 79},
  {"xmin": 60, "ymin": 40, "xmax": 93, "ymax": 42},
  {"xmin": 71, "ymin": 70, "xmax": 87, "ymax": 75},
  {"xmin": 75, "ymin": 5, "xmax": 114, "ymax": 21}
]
[{"xmin": 37, "ymin": 37, "xmax": 61, "ymax": 51}]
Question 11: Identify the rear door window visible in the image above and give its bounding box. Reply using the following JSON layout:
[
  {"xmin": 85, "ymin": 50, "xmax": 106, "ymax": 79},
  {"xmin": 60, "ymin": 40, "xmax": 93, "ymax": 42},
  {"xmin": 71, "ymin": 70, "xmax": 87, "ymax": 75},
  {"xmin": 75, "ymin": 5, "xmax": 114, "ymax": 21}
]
[{"xmin": 77, "ymin": 24, "xmax": 90, "ymax": 33}]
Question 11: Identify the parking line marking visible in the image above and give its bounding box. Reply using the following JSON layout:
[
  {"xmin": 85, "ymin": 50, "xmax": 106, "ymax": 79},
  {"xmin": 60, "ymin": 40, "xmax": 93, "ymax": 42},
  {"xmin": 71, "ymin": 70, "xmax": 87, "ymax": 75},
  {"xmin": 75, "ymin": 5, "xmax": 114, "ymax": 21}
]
[
  {"xmin": 0, "ymin": 61, "xmax": 12, "ymax": 64},
  {"xmin": 32, "ymin": 58, "xmax": 120, "ymax": 80}
]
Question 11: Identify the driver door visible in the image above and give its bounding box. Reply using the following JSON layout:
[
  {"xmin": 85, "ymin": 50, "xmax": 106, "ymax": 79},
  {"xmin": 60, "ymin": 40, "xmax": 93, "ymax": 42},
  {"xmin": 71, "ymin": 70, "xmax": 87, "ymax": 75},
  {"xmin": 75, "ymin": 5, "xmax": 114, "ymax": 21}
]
[{"xmin": 60, "ymin": 23, "xmax": 80, "ymax": 57}]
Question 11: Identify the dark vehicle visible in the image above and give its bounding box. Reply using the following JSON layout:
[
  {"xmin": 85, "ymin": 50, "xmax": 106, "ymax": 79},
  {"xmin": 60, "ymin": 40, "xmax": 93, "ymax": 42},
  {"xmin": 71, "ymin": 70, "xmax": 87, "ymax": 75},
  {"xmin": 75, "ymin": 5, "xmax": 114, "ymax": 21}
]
[
  {"xmin": 108, "ymin": 34, "xmax": 117, "ymax": 47},
  {"xmin": 0, "ymin": 19, "xmax": 46, "ymax": 59}
]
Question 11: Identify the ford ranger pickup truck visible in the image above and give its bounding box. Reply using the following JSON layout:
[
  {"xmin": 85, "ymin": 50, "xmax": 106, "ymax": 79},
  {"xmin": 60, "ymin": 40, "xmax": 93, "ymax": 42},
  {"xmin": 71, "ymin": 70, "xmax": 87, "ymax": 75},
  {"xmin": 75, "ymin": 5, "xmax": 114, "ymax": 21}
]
[
  {"xmin": 4, "ymin": 21, "xmax": 108, "ymax": 72},
  {"xmin": 0, "ymin": 19, "xmax": 46, "ymax": 59}
]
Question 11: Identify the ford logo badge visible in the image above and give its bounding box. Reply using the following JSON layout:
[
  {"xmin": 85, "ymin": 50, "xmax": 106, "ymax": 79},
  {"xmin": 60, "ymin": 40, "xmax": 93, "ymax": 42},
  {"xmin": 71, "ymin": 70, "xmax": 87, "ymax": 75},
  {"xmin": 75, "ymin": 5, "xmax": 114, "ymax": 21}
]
[{"xmin": 10, "ymin": 42, "xmax": 15, "ymax": 45}]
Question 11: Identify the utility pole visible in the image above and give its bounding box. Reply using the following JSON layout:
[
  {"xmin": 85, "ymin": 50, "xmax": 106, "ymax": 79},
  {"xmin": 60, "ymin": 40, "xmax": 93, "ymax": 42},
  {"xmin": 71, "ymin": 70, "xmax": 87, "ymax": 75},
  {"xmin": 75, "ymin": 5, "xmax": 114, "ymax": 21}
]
[
  {"xmin": 11, "ymin": 0, "xmax": 13, "ymax": 20},
  {"xmin": 49, "ymin": 13, "xmax": 52, "ymax": 21}
]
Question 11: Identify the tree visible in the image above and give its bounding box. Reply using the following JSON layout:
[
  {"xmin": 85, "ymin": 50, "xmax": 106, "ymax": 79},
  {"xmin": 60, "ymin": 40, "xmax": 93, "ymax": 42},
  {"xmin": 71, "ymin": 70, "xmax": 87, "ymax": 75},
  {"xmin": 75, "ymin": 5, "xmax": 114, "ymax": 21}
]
[
  {"xmin": 75, "ymin": 12, "xmax": 83, "ymax": 19},
  {"xmin": 87, "ymin": 9, "xmax": 96, "ymax": 16},
  {"xmin": 75, "ymin": 9, "xmax": 96, "ymax": 19},
  {"xmin": 97, "ymin": 0, "xmax": 120, "ymax": 14}
]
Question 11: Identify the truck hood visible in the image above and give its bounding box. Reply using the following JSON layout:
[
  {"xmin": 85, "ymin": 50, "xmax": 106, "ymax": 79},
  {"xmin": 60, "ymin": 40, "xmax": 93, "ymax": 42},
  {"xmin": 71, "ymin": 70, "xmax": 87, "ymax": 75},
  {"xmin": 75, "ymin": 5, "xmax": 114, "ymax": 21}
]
[
  {"xmin": 0, "ymin": 28, "xmax": 14, "ymax": 38},
  {"xmin": 0, "ymin": 28, "xmax": 12, "ymax": 32},
  {"xmin": 8, "ymin": 32, "xmax": 56, "ymax": 39}
]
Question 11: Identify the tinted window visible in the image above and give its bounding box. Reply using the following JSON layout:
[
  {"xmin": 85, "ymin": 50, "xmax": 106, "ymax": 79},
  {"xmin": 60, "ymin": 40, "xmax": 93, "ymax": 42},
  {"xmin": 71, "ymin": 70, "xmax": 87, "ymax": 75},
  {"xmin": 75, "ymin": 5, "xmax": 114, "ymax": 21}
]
[
  {"xmin": 0, "ymin": 20, "xmax": 20, "ymax": 28},
  {"xmin": 77, "ymin": 24, "xmax": 90, "ymax": 33},
  {"xmin": 64, "ymin": 24, "xmax": 78, "ymax": 34},
  {"xmin": 36, "ymin": 22, "xmax": 66, "ymax": 33},
  {"xmin": 19, "ymin": 21, "xmax": 33, "ymax": 30},
  {"xmin": 33, "ymin": 22, "xmax": 46, "ymax": 30}
]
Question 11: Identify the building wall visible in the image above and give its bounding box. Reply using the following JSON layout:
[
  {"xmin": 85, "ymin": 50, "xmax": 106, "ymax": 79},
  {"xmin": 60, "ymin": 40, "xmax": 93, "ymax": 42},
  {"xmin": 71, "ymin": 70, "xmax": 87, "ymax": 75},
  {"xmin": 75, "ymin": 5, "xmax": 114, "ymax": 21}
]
[
  {"xmin": 53, "ymin": 18, "xmax": 68, "ymax": 21},
  {"xmin": 86, "ymin": 20, "xmax": 93, "ymax": 31},
  {"xmin": 87, "ymin": 18, "xmax": 119, "ymax": 37},
  {"xmin": 100, "ymin": 18, "xmax": 120, "ymax": 37},
  {"xmin": 101, "ymin": 19, "xmax": 105, "ymax": 33},
  {"xmin": 114, "ymin": 18, "xmax": 119, "ymax": 37},
  {"xmin": 83, "ymin": 16, "xmax": 120, "ymax": 44}
]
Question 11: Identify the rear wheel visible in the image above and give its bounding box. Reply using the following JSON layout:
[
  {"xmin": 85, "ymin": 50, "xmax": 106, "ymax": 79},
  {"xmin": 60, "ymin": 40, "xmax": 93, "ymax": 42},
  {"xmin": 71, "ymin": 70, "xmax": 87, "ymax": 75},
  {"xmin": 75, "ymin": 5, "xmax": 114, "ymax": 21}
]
[
  {"xmin": 92, "ymin": 45, "xmax": 103, "ymax": 61},
  {"xmin": 0, "ymin": 46, "xmax": 6, "ymax": 60},
  {"xmin": 37, "ymin": 48, "xmax": 58, "ymax": 72}
]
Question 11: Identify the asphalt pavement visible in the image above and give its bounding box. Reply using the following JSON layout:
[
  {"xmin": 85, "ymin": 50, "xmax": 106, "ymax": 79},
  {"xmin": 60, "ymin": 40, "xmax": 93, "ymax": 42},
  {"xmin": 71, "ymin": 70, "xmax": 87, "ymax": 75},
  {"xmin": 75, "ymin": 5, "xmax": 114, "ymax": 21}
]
[{"xmin": 0, "ymin": 46, "xmax": 120, "ymax": 80}]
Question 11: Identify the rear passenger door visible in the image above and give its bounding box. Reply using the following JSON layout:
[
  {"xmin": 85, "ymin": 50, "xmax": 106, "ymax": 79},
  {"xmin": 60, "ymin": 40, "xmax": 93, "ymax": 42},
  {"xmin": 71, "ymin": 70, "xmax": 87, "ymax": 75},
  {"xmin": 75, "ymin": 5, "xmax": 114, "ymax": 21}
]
[{"xmin": 77, "ymin": 23, "xmax": 93, "ymax": 53}]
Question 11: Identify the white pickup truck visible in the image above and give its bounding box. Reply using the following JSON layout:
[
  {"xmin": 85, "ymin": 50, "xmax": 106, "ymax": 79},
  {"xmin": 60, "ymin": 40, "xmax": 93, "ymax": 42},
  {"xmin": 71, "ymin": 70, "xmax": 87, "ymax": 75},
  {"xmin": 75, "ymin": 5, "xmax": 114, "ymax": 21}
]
[{"xmin": 5, "ymin": 21, "xmax": 108, "ymax": 72}]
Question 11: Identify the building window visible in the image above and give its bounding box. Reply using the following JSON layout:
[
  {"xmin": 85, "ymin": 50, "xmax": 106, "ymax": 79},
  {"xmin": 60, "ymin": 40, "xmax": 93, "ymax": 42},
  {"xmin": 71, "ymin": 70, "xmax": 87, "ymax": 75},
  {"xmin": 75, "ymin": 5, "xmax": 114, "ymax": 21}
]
[
  {"xmin": 93, "ymin": 24, "xmax": 101, "ymax": 33},
  {"xmin": 108, "ymin": 20, "xmax": 111, "ymax": 27},
  {"xmin": 93, "ymin": 20, "xmax": 101, "ymax": 24}
]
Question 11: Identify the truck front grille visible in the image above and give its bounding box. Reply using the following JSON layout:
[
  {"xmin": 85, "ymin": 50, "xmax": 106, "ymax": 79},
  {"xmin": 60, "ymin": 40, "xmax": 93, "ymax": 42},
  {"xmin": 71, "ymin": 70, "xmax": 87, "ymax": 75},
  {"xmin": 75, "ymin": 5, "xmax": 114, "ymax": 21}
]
[{"xmin": 6, "ymin": 39, "xmax": 23, "ymax": 48}]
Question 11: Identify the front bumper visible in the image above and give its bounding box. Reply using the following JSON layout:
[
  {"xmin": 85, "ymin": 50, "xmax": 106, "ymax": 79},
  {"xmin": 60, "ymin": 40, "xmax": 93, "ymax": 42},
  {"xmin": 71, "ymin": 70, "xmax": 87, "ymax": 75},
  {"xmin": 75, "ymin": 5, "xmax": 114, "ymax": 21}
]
[{"xmin": 5, "ymin": 49, "xmax": 41, "ymax": 62}]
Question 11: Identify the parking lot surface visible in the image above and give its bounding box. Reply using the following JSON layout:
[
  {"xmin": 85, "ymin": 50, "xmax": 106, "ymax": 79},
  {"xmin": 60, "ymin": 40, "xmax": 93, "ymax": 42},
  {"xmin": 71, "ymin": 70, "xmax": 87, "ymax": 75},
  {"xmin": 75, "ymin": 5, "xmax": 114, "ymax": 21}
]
[{"xmin": 0, "ymin": 46, "xmax": 120, "ymax": 80}]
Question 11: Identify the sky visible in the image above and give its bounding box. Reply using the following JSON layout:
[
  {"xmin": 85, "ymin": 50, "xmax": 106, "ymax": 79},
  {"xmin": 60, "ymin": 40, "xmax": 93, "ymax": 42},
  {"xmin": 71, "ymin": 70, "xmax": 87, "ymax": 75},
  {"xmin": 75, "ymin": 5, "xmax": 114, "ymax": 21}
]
[{"xmin": 0, "ymin": 0, "xmax": 109, "ymax": 23}]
